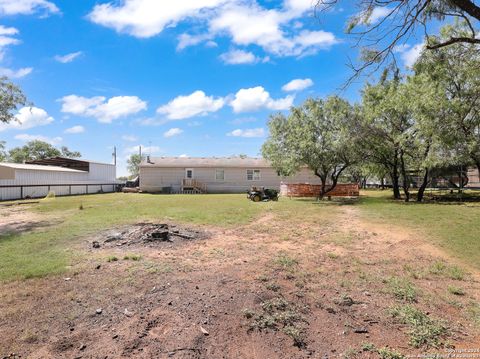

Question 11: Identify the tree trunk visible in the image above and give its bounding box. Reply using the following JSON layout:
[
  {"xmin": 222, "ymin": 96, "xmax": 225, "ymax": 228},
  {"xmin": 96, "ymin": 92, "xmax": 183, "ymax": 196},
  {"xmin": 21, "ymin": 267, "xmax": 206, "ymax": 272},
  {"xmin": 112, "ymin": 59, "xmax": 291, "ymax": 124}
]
[
  {"xmin": 391, "ymin": 151, "xmax": 401, "ymax": 199},
  {"xmin": 314, "ymin": 170, "xmax": 328, "ymax": 200},
  {"xmin": 391, "ymin": 168, "xmax": 401, "ymax": 199},
  {"xmin": 400, "ymin": 150, "xmax": 410, "ymax": 202},
  {"xmin": 417, "ymin": 168, "xmax": 429, "ymax": 202},
  {"xmin": 380, "ymin": 177, "xmax": 385, "ymax": 190}
]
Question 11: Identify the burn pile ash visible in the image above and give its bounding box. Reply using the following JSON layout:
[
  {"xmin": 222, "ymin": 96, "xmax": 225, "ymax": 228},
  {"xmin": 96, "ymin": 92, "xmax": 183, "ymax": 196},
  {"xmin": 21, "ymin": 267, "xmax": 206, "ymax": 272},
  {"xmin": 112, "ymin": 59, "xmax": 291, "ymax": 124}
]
[{"xmin": 96, "ymin": 223, "xmax": 208, "ymax": 248}]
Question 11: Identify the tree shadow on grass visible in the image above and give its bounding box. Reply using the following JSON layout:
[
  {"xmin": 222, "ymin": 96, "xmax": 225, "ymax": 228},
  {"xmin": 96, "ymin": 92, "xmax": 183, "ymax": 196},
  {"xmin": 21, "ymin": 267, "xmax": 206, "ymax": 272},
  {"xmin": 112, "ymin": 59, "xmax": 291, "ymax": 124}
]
[
  {"xmin": 0, "ymin": 219, "xmax": 56, "ymax": 238},
  {"xmin": 284, "ymin": 197, "xmax": 359, "ymax": 206}
]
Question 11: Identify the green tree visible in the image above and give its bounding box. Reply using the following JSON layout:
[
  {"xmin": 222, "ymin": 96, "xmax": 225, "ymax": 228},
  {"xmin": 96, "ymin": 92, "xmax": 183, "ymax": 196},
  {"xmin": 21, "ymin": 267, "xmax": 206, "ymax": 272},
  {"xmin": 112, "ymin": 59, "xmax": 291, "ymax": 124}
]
[
  {"xmin": 127, "ymin": 153, "xmax": 144, "ymax": 176},
  {"xmin": 0, "ymin": 77, "xmax": 27, "ymax": 124},
  {"xmin": 0, "ymin": 141, "xmax": 6, "ymax": 162},
  {"xmin": 413, "ymin": 23, "xmax": 480, "ymax": 177},
  {"xmin": 315, "ymin": 1, "xmax": 480, "ymax": 81},
  {"xmin": 8, "ymin": 140, "xmax": 81, "ymax": 163},
  {"xmin": 262, "ymin": 96, "xmax": 361, "ymax": 198},
  {"xmin": 60, "ymin": 146, "xmax": 81, "ymax": 159},
  {"xmin": 360, "ymin": 70, "xmax": 413, "ymax": 199}
]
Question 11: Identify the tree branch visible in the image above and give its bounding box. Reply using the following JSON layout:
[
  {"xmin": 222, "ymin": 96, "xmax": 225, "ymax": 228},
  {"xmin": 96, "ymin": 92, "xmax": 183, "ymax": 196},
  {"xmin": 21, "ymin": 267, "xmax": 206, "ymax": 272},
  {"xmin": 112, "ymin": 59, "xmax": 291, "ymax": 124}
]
[{"xmin": 427, "ymin": 36, "xmax": 480, "ymax": 49}]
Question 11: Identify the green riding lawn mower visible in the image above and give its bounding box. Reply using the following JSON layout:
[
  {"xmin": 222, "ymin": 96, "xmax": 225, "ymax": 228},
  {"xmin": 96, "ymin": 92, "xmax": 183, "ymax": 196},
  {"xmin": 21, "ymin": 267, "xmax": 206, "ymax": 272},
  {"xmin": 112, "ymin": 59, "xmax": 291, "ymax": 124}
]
[{"xmin": 247, "ymin": 187, "xmax": 279, "ymax": 202}]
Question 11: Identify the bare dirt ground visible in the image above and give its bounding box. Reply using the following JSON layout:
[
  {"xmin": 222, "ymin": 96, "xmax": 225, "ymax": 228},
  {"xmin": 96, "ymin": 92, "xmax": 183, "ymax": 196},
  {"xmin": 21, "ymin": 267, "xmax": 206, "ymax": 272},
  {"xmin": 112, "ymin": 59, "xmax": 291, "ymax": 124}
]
[
  {"xmin": 0, "ymin": 203, "xmax": 53, "ymax": 236},
  {"xmin": 1, "ymin": 204, "xmax": 479, "ymax": 358}
]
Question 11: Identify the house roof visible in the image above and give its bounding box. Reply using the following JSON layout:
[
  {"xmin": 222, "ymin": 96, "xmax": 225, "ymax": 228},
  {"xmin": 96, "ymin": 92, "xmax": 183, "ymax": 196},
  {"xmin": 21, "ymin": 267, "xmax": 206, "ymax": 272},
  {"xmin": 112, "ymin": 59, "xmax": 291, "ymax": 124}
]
[
  {"xmin": 0, "ymin": 162, "xmax": 87, "ymax": 173},
  {"xmin": 27, "ymin": 156, "xmax": 114, "ymax": 168},
  {"xmin": 140, "ymin": 157, "xmax": 272, "ymax": 168}
]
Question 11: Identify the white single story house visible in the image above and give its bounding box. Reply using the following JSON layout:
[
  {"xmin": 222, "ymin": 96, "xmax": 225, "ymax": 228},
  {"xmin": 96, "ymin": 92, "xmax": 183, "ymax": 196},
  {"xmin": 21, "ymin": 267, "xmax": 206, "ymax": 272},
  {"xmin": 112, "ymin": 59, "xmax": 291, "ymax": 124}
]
[
  {"xmin": 139, "ymin": 157, "xmax": 322, "ymax": 194},
  {"xmin": 0, "ymin": 157, "xmax": 117, "ymax": 201}
]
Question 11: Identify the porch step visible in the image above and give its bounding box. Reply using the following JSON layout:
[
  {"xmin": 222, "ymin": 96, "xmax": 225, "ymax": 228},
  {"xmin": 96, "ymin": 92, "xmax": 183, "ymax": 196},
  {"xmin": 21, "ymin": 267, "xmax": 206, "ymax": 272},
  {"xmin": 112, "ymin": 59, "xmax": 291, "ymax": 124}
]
[{"xmin": 181, "ymin": 179, "xmax": 207, "ymax": 194}]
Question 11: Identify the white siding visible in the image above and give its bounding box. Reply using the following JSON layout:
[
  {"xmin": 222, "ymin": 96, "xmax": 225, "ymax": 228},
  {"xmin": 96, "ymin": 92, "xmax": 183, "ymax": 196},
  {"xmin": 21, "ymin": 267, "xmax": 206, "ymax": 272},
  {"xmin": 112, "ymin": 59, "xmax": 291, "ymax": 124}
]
[
  {"xmin": 0, "ymin": 162, "xmax": 117, "ymax": 201},
  {"xmin": 140, "ymin": 166, "xmax": 322, "ymax": 193},
  {"xmin": 88, "ymin": 163, "xmax": 116, "ymax": 182}
]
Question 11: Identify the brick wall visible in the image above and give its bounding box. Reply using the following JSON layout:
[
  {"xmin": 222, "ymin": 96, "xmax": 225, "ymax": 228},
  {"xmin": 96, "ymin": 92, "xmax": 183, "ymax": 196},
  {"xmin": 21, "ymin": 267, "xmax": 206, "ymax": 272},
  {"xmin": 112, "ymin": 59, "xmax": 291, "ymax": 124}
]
[{"xmin": 280, "ymin": 183, "xmax": 359, "ymax": 197}]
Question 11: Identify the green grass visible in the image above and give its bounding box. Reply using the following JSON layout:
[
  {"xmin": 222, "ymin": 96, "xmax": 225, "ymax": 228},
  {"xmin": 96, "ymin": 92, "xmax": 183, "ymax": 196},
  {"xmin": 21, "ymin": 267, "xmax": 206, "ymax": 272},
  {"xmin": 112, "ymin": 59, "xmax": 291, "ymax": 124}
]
[
  {"xmin": 389, "ymin": 305, "xmax": 448, "ymax": 348},
  {"xmin": 428, "ymin": 261, "xmax": 465, "ymax": 280},
  {"xmin": 0, "ymin": 193, "xmax": 266, "ymax": 281},
  {"xmin": 1, "ymin": 190, "xmax": 479, "ymax": 282},
  {"xmin": 359, "ymin": 190, "xmax": 480, "ymax": 268},
  {"xmin": 447, "ymin": 285, "xmax": 465, "ymax": 296},
  {"xmin": 385, "ymin": 276, "xmax": 418, "ymax": 303},
  {"xmin": 0, "ymin": 193, "xmax": 335, "ymax": 282},
  {"xmin": 273, "ymin": 253, "xmax": 299, "ymax": 270},
  {"xmin": 123, "ymin": 254, "xmax": 142, "ymax": 261}
]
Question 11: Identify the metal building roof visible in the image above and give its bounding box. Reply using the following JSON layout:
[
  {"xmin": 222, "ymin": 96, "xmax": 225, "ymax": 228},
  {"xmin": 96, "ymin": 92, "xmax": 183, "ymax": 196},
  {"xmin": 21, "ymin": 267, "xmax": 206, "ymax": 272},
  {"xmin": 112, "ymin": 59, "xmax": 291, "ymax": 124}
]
[
  {"xmin": 0, "ymin": 162, "xmax": 87, "ymax": 173},
  {"xmin": 140, "ymin": 157, "xmax": 271, "ymax": 168}
]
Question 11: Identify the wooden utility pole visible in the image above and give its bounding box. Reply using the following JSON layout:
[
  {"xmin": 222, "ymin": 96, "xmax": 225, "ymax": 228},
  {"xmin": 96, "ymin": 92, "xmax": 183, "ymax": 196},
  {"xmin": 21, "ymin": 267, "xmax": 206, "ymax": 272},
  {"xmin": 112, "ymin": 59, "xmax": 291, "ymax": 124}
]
[{"xmin": 112, "ymin": 146, "xmax": 117, "ymax": 166}]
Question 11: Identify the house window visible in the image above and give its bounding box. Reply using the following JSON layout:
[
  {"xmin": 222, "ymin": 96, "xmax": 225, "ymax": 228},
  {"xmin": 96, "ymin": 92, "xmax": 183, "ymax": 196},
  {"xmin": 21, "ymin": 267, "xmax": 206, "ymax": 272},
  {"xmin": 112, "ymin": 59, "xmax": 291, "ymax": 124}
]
[
  {"xmin": 247, "ymin": 169, "xmax": 261, "ymax": 181},
  {"xmin": 215, "ymin": 169, "xmax": 225, "ymax": 181},
  {"xmin": 185, "ymin": 168, "xmax": 193, "ymax": 179}
]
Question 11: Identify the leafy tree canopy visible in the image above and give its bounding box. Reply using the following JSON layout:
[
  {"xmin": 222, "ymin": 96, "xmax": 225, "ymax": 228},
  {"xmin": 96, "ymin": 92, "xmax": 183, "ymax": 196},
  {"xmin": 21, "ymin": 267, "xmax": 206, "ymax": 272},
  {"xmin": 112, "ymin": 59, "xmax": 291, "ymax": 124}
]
[
  {"xmin": 315, "ymin": 0, "xmax": 480, "ymax": 81},
  {"xmin": 7, "ymin": 140, "xmax": 81, "ymax": 163},
  {"xmin": 127, "ymin": 153, "xmax": 144, "ymax": 176},
  {"xmin": 262, "ymin": 96, "xmax": 362, "ymax": 196},
  {"xmin": 0, "ymin": 77, "xmax": 27, "ymax": 124}
]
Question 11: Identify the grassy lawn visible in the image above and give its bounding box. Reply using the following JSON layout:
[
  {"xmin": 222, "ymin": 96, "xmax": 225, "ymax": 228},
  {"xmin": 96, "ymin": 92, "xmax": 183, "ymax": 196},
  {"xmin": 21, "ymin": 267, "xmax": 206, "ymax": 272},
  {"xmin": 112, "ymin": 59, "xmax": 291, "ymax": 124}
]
[
  {"xmin": 1, "ymin": 191, "xmax": 479, "ymax": 282},
  {"xmin": 0, "ymin": 193, "xmax": 339, "ymax": 282},
  {"xmin": 358, "ymin": 190, "xmax": 480, "ymax": 268}
]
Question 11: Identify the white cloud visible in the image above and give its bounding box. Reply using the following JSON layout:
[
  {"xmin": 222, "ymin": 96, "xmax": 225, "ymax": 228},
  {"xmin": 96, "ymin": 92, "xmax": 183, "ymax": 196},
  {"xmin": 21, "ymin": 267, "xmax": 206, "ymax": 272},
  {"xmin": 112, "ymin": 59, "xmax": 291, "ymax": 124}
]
[
  {"xmin": 177, "ymin": 33, "xmax": 212, "ymax": 51},
  {"xmin": 55, "ymin": 51, "xmax": 82, "ymax": 63},
  {"xmin": 0, "ymin": 106, "xmax": 53, "ymax": 132},
  {"xmin": 396, "ymin": 43, "xmax": 424, "ymax": 68},
  {"xmin": 219, "ymin": 49, "xmax": 260, "ymax": 64},
  {"xmin": 64, "ymin": 125, "xmax": 85, "ymax": 134},
  {"xmin": 122, "ymin": 134, "xmax": 138, "ymax": 142},
  {"xmin": 179, "ymin": 153, "xmax": 188, "ymax": 157},
  {"xmin": 0, "ymin": 26, "xmax": 36, "ymax": 78},
  {"xmin": 205, "ymin": 40, "xmax": 218, "ymax": 48},
  {"xmin": 229, "ymin": 117, "xmax": 257, "ymax": 125},
  {"xmin": 87, "ymin": 0, "xmax": 337, "ymax": 58},
  {"xmin": 0, "ymin": 0, "xmax": 59, "ymax": 15},
  {"xmin": 0, "ymin": 25, "xmax": 20, "ymax": 60},
  {"xmin": 227, "ymin": 128, "xmax": 265, "ymax": 138},
  {"xmin": 124, "ymin": 144, "xmax": 162, "ymax": 155},
  {"xmin": 0, "ymin": 67, "xmax": 32, "ymax": 78},
  {"xmin": 157, "ymin": 90, "xmax": 224, "ymax": 120},
  {"xmin": 230, "ymin": 86, "xmax": 294, "ymax": 113},
  {"xmin": 60, "ymin": 95, "xmax": 147, "ymax": 123},
  {"xmin": 0, "ymin": 25, "xmax": 18, "ymax": 36},
  {"xmin": 209, "ymin": 3, "xmax": 337, "ymax": 57},
  {"xmin": 88, "ymin": 0, "xmax": 225, "ymax": 38},
  {"xmin": 284, "ymin": 0, "xmax": 314, "ymax": 14},
  {"xmin": 14, "ymin": 133, "xmax": 62, "ymax": 145},
  {"xmin": 282, "ymin": 78, "xmax": 313, "ymax": 92},
  {"xmin": 164, "ymin": 127, "xmax": 183, "ymax": 138},
  {"xmin": 366, "ymin": 7, "xmax": 390, "ymax": 24}
]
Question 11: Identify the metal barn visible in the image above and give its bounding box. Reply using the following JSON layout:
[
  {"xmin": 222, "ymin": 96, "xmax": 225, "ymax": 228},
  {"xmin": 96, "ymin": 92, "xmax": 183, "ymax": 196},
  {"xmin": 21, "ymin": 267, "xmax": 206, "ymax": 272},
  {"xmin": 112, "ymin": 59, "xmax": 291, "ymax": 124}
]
[{"xmin": 0, "ymin": 157, "xmax": 117, "ymax": 201}]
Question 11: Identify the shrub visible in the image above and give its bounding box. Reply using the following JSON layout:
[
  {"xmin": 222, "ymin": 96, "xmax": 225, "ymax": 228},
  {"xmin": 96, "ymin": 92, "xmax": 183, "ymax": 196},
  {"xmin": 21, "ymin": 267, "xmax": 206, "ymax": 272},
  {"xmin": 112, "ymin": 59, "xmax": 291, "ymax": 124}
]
[
  {"xmin": 389, "ymin": 305, "xmax": 448, "ymax": 348},
  {"xmin": 387, "ymin": 277, "xmax": 418, "ymax": 302}
]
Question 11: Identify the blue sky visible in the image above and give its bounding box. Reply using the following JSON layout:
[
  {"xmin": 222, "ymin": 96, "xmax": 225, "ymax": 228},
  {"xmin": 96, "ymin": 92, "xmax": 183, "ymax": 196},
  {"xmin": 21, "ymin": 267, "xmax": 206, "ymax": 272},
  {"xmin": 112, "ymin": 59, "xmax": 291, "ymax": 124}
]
[{"xmin": 0, "ymin": 0, "xmax": 423, "ymax": 176}]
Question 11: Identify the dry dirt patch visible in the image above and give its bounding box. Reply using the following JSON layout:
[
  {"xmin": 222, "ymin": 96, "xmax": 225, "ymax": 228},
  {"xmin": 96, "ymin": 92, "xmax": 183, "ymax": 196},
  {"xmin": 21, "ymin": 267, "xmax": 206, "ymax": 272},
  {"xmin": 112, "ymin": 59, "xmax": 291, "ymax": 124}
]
[
  {"xmin": 0, "ymin": 204, "xmax": 53, "ymax": 235},
  {"xmin": 1, "ymin": 206, "xmax": 479, "ymax": 359}
]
